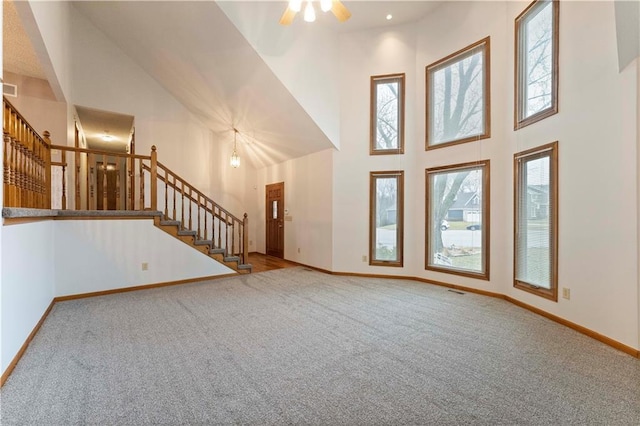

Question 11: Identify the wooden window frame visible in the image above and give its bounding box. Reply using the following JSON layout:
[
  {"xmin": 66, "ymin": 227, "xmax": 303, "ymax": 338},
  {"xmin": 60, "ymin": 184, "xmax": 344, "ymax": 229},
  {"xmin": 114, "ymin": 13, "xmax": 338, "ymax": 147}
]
[
  {"xmin": 513, "ymin": 141, "xmax": 558, "ymax": 301},
  {"xmin": 370, "ymin": 73, "xmax": 405, "ymax": 155},
  {"xmin": 514, "ymin": 0, "xmax": 559, "ymax": 130},
  {"xmin": 425, "ymin": 160, "xmax": 490, "ymax": 280},
  {"xmin": 369, "ymin": 171, "xmax": 404, "ymax": 267},
  {"xmin": 425, "ymin": 37, "xmax": 491, "ymax": 150}
]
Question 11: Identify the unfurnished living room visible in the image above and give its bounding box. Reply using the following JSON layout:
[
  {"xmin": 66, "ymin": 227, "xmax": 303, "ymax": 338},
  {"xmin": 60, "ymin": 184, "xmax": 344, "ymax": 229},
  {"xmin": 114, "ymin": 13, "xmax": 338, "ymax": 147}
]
[{"xmin": 1, "ymin": 0, "xmax": 639, "ymax": 424}]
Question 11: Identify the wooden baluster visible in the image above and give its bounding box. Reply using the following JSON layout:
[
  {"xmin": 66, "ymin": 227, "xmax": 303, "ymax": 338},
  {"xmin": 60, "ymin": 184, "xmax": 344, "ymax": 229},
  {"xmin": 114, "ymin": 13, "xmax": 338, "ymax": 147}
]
[
  {"xmin": 127, "ymin": 157, "xmax": 133, "ymax": 210},
  {"xmin": 61, "ymin": 150, "xmax": 67, "ymax": 210},
  {"xmin": 197, "ymin": 194, "xmax": 201, "ymax": 239},
  {"xmin": 88, "ymin": 153, "xmax": 95, "ymax": 209},
  {"xmin": 188, "ymin": 186, "xmax": 193, "ymax": 231},
  {"xmin": 231, "ymin": 219, "xmax": 235, "ymax": 256},
  {"xmin": 74, "ymin": 124, "xmax": 81, "ymax": 209},
  {"xmin": 217, "ymin": 207, "xmax": 221, "ymax": 249},
  {"xmin": 164, "ymin": 169, "xmax": 169, "ymax": 218},
  {"xmin": 3, "ymin": 134, "xmax": 10, "ymax": 207},
  {"xmin": 172, "ymin": 175, "xmax": 177, "ymax": 221},
  {"xmin": 102, "ymin": 154, "xmax": 107, "ymax": 210},
  {"xmin": 243, "ymin": 213, "xmax": 249, "ymax": 264},
  {"xmin": 180, "ymin": 181, "xmax": 185, "ymax": 229},
  {"xmin": 115, "ymin": 161, "xmax": 121, "ymax": 210},
  {"xmin": 150, "ymin": 146, "xmax": 157, "ymax": 211},
  {"xmin": 204, "ymin": 199, "xmax": 208, "ymax": 242},
  {"xmin": 139, "ymin": 159, "xmax": 144, "ymax": 209}
]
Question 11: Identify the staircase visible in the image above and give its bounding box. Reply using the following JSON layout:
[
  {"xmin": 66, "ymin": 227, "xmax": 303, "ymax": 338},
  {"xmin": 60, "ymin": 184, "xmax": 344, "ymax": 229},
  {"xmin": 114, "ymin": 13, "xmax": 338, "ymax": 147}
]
[
  {"xmin": 3, "ymin": 97, "xmax": 252, "ymax": 274},
  {"xmin": 154, "ymin": 215, "xmax": 252, "ymax": 273}
]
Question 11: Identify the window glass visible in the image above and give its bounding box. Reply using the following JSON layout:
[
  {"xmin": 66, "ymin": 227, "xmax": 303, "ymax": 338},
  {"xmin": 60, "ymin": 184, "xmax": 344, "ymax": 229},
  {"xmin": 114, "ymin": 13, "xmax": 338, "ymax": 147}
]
[
  {"xmin": 514, "ymin": 142, "xmax": 558, "ymax": 300},
  {"xmin": 370, "ymin": 171, "xmax": 404, "ymax": 266},
  {"xmin": 371, "ymin": 74, "xmax": 405, "ymax": 154},
  {"xmin": 427, "ymin": 38, "xmax": 490, "ymax": 149},
  {"xmin": 426, "ymin": 161, "xmax": 490, "ymax": 279},
  {"xmin": 515, "ymin": 0, "xmax": 559, "ymax": 129}
]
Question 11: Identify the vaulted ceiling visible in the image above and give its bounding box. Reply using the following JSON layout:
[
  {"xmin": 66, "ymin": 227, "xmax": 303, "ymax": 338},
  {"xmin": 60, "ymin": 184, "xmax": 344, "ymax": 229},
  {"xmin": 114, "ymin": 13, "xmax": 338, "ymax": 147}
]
[{"xmin": 4, "ymin": 1, "xmax": 439, "ymax": 167}]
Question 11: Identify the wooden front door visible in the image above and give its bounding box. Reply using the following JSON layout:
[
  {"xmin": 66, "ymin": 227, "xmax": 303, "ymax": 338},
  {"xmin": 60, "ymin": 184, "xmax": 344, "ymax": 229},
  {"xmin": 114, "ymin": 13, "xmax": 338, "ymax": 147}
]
[
  {"xmin": 266, "ymin": 182, "xmax": 284, "ymax": 258},
  {"xmin": 96, "ymin": 162, "xmax": 118, "ymax": 210}
]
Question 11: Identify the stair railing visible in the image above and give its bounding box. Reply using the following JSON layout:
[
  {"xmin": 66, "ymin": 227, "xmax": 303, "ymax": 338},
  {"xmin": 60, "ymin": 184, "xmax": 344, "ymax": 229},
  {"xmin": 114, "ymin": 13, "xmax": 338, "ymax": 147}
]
[
  {"xmin": 3, "ymin": 97, "xmax": 51, "ymax": 209},
  {"xmin": 2, "ymin": 97, "xmax": 249, "ymax": 265},
  {"xmin": 144, "ymin": 159, "xmax": 248, "ymax": 264}
]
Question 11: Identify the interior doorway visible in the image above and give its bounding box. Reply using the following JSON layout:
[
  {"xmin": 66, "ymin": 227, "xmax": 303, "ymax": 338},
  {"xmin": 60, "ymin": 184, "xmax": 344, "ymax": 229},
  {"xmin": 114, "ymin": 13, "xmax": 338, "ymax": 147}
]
[
  {"xmin": 96, "ymin": 162, "xmax": 119, "ymax": 210},
  {"xmin": 266, "ymin": 182, "xmax": 285, "ymax": 258}
]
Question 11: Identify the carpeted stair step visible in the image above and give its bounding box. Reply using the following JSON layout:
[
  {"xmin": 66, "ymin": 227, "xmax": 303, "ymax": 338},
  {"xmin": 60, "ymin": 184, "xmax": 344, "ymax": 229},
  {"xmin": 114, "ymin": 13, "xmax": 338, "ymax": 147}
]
[
  {"xmin": 177, "ymin": 230, "xmax": 197, "ymax": 237},
  {"xmin": 209, "ymin": 247, "xmax": 226, "ymax": 255},
  {"xmin": 159, "ymin": 220, "xmax": 181, "ymax": 227},
  {"xmin": 194, "ymin": 239, "xmax": 213, "ymax": 247},
  {"xmin": 237, "ymin": 264, "xmax": 252, "ymax": 271},
  {"xmin": 224, "ymin": 256, "xmax": 240, "ymax": 263}
]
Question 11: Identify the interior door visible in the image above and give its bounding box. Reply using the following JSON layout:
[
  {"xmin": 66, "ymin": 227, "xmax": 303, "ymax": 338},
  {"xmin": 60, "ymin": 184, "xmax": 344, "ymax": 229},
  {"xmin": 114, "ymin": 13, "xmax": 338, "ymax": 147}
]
[
  {"xmin": 96, "ymin": 162, "xmax": 118, "ymax": 210},
  {"xmin": 266, "ymin": 182, "xmax": 284, "ymax": 258}
]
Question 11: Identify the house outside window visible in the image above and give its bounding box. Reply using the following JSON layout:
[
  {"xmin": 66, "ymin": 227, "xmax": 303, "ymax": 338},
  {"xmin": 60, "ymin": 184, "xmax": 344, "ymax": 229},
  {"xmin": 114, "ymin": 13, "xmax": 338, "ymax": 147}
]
[{"xmin": 426, "ymin": 161, "xmax": 490, "ymax": 279}]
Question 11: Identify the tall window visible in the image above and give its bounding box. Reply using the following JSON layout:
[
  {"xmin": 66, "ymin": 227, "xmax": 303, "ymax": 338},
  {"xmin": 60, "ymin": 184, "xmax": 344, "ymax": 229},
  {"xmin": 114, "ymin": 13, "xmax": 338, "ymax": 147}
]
[
  {"xmin": 426, "ymin": 37, "xmax": 490, "ymax": 149},
  {"xmin": 370, "ymin": 74, "xmax": 405, "ymax": 154},
  {"xmin": 426, "ymin": 161, "xmax": 490, "ymax": 279},
  {"xmin": 515, "ymin": 0, "xmax": 559, "ymax": 129},
  {"xmin": 370, "ymin": 171, "xmax": 404, "ymax": 267},
  {"xmin": 514, "ymin": 142, "xmax": 558, "ymax": 301}
]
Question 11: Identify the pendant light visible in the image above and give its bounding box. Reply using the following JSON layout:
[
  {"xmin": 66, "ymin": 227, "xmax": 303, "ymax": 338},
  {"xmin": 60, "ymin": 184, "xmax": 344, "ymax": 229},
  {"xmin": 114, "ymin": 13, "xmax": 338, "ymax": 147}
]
[{"xmin": 230, "ymin": 129, "xmax": 240, "ymax": 168}]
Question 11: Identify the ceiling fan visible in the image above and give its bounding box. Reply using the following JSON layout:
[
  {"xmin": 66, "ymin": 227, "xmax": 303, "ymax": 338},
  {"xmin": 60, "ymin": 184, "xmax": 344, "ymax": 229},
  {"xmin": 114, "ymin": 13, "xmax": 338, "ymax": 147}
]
[{"xmin": 280, "ymin": 0, "xmax": 351, "ymax": 25}]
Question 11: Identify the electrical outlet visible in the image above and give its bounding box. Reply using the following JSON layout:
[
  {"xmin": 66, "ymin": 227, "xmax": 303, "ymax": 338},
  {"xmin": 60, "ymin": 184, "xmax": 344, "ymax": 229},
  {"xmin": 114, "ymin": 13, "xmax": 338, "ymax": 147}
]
[
  {"xmin": 562, "ymin": 288, "xmax": 570, "ymax": 300},
  {"xmin": 249, "ymin": 240, "xmax": 253, "ymax": 246},
  {"xmin": 141, "ymin": 262, "xmax": 148, "ymax": 271},
  {"xmin": 362, "ymin": 255, "xmax": 367, "ymax": 262},
  {"xmin": 297, "ymin": 248, "xmax": 301, "ymax": 253}
]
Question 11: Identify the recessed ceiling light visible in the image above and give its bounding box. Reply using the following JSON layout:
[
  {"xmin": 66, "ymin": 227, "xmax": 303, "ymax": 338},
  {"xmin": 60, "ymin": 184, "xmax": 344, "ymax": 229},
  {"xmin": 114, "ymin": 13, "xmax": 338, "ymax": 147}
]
[{"xmin": 386, "ymin": 14, "xmax": 393, "ymax": 21}]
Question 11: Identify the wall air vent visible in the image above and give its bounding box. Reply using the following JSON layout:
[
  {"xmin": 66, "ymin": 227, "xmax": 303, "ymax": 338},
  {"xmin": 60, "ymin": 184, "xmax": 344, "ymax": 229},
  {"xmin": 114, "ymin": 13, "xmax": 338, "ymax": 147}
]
[{"xmin": 3, "ymin": 83, "xmax": 18, "ymax": 98}]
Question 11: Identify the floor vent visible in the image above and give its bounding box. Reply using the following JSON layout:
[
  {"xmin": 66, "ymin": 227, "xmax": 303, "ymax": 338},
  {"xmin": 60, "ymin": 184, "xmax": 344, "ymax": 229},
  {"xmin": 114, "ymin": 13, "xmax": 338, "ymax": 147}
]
[{"xmin": 447, "ymin": 289, "xmax": 465, "ymax": 295}]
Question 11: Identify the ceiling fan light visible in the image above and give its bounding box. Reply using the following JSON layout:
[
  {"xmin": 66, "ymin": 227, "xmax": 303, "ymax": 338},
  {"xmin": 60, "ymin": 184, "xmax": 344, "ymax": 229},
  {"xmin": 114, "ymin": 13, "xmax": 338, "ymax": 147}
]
[
  {"xmin": 289, "ymin": 0, "xmax": 302, "ymax": 13},
  {"xmin": 320, "ymin": 0, "xmax": 332, "ymax": 13},
  {"xmin": 304, "ymin": 1, "xmax": 316, "ymax": 22}
]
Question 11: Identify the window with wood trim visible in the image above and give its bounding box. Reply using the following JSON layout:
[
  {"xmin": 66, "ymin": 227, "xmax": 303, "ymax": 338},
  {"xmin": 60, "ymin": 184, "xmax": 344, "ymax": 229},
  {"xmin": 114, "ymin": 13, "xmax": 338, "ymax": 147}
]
[
  {"xmin": 514, "ymin": 142, "xmax": 558, "ymax": 301},
  {"xmin": 370, "ymin": 171, "xmax": 404, "ymax": 267},
  {"xmin": 515, "ymin": 0, "xmax": 559, "ymax": 129},
  {"xmin": 426, "ymin": 161, "xmax": 490, "ymax": 279},
  {"xmin": 426, "ymin": 37, "xmax": 490, "ymax": 150},
  {"xmin": 370, "ymin": 74, "xmax": 405, "ymax": 154}
]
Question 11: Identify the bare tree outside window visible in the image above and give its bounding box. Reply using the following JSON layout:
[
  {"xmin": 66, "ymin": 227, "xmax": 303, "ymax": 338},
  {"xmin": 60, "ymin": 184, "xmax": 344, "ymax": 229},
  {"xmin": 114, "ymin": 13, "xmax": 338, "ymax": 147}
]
[
  {"xmin": 515, "ymin": 0, "xmax": 559, "ymax": 129},
  {"xmin": 426, "ymin": 38, "xmax": 490, "ymax": 149},
  {"xmin": 426, "ymin": 161, "xmax": 490, "ymax": 280},
  {"xmin": 370, "ymin": 171, "xmax": 404, "ymax": 266},
  {"xmin": 371, "ymin": 74, "xmax": 405, "ymax": 154}
]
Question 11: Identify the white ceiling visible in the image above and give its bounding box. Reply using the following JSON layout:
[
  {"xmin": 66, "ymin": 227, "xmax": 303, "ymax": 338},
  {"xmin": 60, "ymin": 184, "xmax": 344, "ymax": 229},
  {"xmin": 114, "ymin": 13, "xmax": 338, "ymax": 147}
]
[
  {"xmin": 76, "ymin": 105, "xmax": 134, "ymax": 153},
  {"xmin": 3, "ymin": 0, "xmax": 47, "ymax": 80},
  {"xmin": 6, "ymin": 1, "xmax": 442, "ymax": 167}
]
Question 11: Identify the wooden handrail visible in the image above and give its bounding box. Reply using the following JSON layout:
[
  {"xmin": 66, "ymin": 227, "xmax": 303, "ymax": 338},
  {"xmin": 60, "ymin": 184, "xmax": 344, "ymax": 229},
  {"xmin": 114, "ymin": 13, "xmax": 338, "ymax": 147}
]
[
  {"xmin": 3, "ymin": 98, "xmax": 249, "ymax": 265},
  {"xmin": 50, "ymin": 144, "xmax": 151, "ymax": 160}
]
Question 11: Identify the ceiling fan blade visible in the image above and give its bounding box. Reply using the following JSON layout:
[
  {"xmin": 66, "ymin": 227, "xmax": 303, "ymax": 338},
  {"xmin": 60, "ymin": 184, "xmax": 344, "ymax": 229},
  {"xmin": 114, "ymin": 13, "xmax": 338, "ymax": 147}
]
[
  {"xmin": 331, "ymin": 0, "xmax": 351, "ymax": 22},
  {"xmin": 279, "ymin": 7, "xmax": 297, "ymax": 26}
]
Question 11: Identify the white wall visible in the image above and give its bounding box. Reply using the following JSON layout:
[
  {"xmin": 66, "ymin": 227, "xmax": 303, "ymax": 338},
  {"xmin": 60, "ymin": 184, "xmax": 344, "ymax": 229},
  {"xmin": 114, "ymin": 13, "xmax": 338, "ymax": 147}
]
[
  {"xmin": 0, "ymin": 217, "xmax": 233, "ymax": 376},
  {"xmin": 66, "ymin": 5, "xmax": 214, "ymax": 193},
  {"xmin": 54, "ymin": 219, "xmax": 233, "ymax": 297},
  {"xmin": 3, "ymin": 72, "xmax": 67, "ymax": 143},
  {"xmin": 256, "ymin": 149, "xmax": 334, "ymax": 271},
  {"xmin": 1, "ymin": 221, "xmax": 55, "ymax": 374},
  {"xmin": 330, "ymin": 1, "xmax": 639, "ymax": 350}
]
